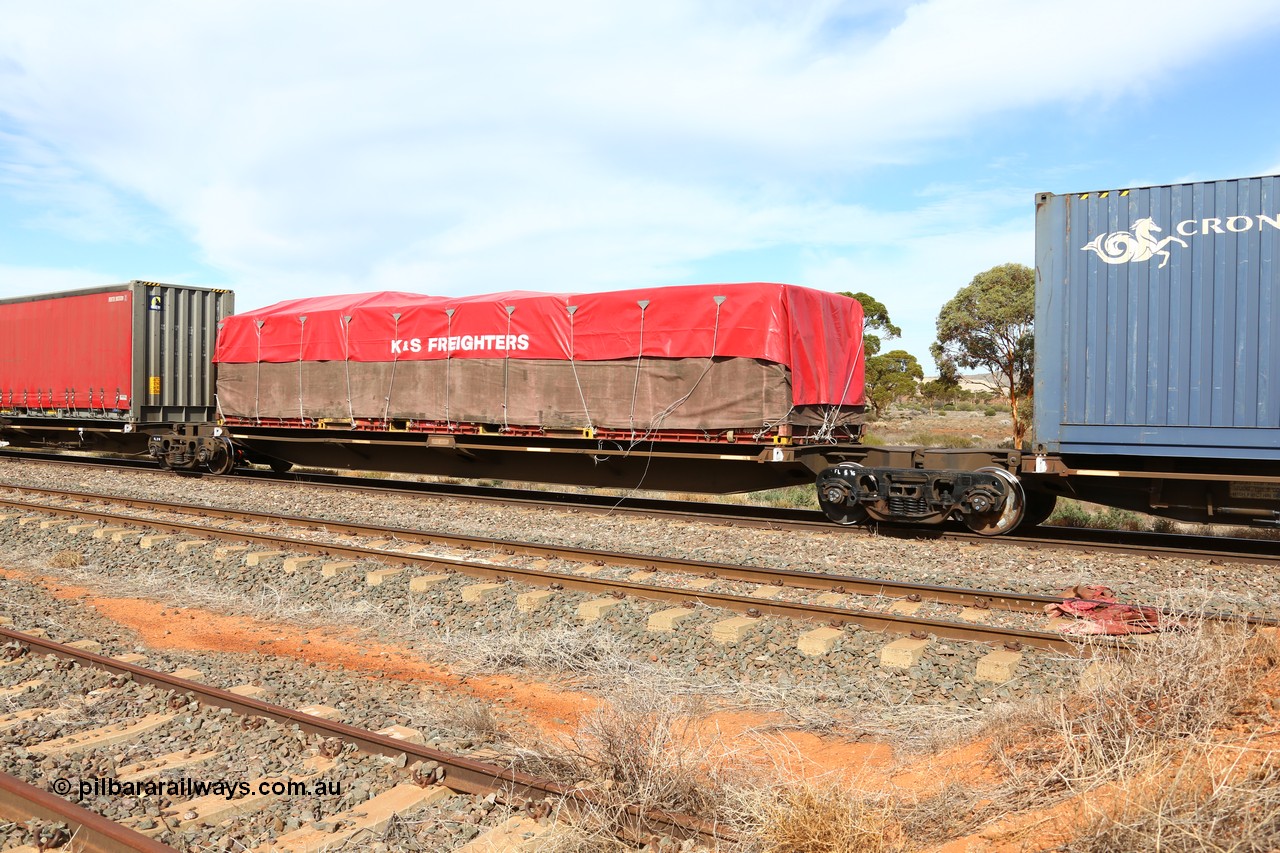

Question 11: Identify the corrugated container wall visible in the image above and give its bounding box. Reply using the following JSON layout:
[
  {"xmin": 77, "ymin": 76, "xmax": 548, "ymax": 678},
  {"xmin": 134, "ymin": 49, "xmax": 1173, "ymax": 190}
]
[
  {"xmin": 139, "ymin": 282, "xmax": 234, "ymax": 421},
  {"xmin": 0, "ymin": 281, "xmax": 233, "ymax": 423},
  {"xmin": 1034, "ymin": 175, "xmax": 1280, "ymax": 459}
]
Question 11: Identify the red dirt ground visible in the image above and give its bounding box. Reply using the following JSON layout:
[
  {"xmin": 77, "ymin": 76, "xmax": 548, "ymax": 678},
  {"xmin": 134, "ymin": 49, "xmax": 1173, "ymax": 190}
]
[
  {"xmin": 0, "ymin": 566, "xmax": 891, "ymax": 782},
  {"xmin": 13, "ymin": 562, "xmax": 1273, "ymax": 851}
]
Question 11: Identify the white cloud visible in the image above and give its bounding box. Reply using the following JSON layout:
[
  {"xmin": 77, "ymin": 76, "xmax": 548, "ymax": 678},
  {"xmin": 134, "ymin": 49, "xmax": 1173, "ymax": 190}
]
[
  {"xmin": 0, "ymin": 0, "xmax": 1277, "ymax": 345},
  {"xmin": 0, "ymin": 264, "xmax": 126, "ymax": 296},
  {"xmin": 0, "ymin": 132, "xmax": 152, "ymax": 242}
]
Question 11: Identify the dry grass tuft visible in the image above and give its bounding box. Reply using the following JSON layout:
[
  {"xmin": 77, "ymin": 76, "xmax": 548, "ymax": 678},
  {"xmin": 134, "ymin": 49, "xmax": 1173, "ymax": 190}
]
[
  {"xmin": 747, "ymin": 782, "xmax": 902, "ymax": 853},
  {"xmin": 732, "ymin": 777, "xmax": 1003, "ymax": 853},
  {"xmin": 988, "ymin": 619, "xmax": 1276, "ymax": 810},
  {"xmin": 1071, "ymin": 748, "xmax": 1280, "ymax": 852},
  {"xmin": 894, "ymin": 780, "xmax": 1006, "ymax": 847},
  {"xmin": 48, "ymin": 550, "xmax": 83, "ymax": 568},
  {"xmin": 432, "ymin": 695, "xmax": 505, "ymax": 743},
  {"xmin": 444, "ymin": 623, "xmax": 641, "ymax": 681},
  {"xmin": 509, "ymin": 689, "xmax": 744, "ymax": 847}
]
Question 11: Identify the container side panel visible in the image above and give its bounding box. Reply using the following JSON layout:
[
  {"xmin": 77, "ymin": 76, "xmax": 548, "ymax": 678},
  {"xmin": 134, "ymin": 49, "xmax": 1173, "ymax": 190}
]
[
  {"xmin": 1211, "ymin": 180, "xmax": 1235, "ymax": 426},
  {"xmin": 1033, "ymin": 195, "xmax": 1067, "ymax": 452},
  {"xmin": 0, "ymin": 290, "xmax": 134, "ymax": 412},
  {"xmin": 1236, "ymin": 179, "xmax": 1261, "ymax": 426},
  {"xmin": 1262, "ymin": 179, "xmax": 1278, "ymax": 425},
  {"xmin": 1166, "ymin": 184, "xmax": 1191, "ymax": 425},
  {"xmin": 1035, "ymin": 174, "xmax": 1280, "ymax": 459}
]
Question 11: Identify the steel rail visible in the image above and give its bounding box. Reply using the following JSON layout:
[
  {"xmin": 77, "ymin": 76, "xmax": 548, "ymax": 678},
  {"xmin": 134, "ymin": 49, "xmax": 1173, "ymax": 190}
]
[
  {"xmin": 10, "ymin": 486, "xmax": 1280, "ymax": 634},
  {"xmin": 888, "ymin": 524, "xmax": 1280, "ymax": 569},
  {"xmin": 0, "ymin": 495, "xmax": 1082, "ymax": 651},
  {"xmin": 0, "ymin": 627, "xmax": 724, "ymax": 843},
  {"xmin": 7, "ymin": 484, "xmax": 1057, "ymax": 614},
  {"xmin": 6, "ymin": 450, "xmax": 1280, "ymax": 568},
  {"xmin": 0, "ymin": 770, "xmax": 177, "ymax": 853},
  {"xmin": 0, "ymin": 449, "xmax": 828, "ymax": 529}
]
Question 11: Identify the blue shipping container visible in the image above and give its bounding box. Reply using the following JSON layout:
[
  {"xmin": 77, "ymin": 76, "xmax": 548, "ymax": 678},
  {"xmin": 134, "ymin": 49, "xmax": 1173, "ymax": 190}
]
[{"xmin": 1034, "ymin": 175, "xmax": 1280, "ymax": 460}]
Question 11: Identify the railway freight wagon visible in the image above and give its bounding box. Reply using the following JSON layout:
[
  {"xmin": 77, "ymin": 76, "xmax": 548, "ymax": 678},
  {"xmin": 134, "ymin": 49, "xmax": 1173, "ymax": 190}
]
[
  {"xmin": 0, "ymin": 282, "xmax": 233, "ymax": 457},
  {"xmin": 200, "ymin": 282, "xmax": 870, "ymax": 492},
  {"xmin": 815, "ymin": 174, "xmax": 1280, "ymax": 532},
  {"xmin": 1027, "ymin": 174, "xmax": 1280, "ymax": 525}
]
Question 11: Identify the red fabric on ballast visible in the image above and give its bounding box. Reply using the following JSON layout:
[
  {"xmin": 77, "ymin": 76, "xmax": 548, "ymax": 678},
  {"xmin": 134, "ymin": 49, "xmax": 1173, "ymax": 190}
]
[{"xmin": 214, "ymin": 282, "xmax": 865, "ymax": 407}]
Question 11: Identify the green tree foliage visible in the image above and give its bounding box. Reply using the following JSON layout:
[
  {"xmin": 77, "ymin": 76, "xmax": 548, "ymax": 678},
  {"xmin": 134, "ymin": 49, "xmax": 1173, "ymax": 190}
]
[
  {"xmin": 918, "ymin": 359, "xmax": 963, "ymax": 412},
  {"xmin": 841, "ymin": 291, "xmax": 917, "ymax": 416},
  {"xmin": 918, "ymin": 378, "xmax": 960, "ymax": 412},
  {"xmin": 839, "ymin": 291, "xmax": 901, "ymax": 357},
  {"xmin": 864, "ymin": 349, "xmax": 923, "ymax": 417},
  {"xmin": 932, "ymin": 263, "xmax": 1035, "ymax": 442}
]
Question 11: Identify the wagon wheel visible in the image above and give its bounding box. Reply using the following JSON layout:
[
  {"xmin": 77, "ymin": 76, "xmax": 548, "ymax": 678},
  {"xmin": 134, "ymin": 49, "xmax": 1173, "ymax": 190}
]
[
  {"xmin": 1019, "ymin": 491, "xmax": 1058, "ymax": 529},
  {"xmin": 962, "ymin": 467, "xmax": 1026, "ymax": 536},
  {"xmin": 817, "ymin": 464, "xmax": 869, "ymax": 526},
  {"xmin": 206, "ymin": 437, "xmax": 237, "ymax": 476}
]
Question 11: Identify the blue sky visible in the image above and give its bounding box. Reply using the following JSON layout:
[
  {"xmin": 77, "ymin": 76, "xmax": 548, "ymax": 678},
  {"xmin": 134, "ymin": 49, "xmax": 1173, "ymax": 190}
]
[{"xmin": 2, "ymin": 0, "xmax": 1279, "ymax": 368}]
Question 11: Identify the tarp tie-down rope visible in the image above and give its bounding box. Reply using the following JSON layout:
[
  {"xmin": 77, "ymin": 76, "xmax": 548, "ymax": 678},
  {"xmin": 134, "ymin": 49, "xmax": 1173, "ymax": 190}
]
[
  {"xmin": 503, "ymin": 305, "xmax": 515, "ymax": 431},
  {"xmin": 628, "ymin": 300, "xmax": 649, "ymax": 440},
  {"xmin": 296, "ymin": 315, "xmax": 307, "ymax": 424},
  {"xmin": 253, "ymin": 320, "xmax": 264, "ymax": 425},
  {"xmin": 566, "ymin": 305, "xmax": 595, "ymax": 435},
  {"xmin": 644, "ymin": 295, "xmax": 726, "ymax": 435},
  {"xmin": 604, "ymin": 296, "xmax": 727, "ymax": 507},
  {"xmin": 342, "ymin": 315, "xmax": 354, "ymax": 424},
  {"xmin": 815, "ymin": 322, "xmax": 867, "ymax": 442},
  {"xmin": 383, "ymin": 313, "xmax": 401, "ymax": 424},
  {"xmin": 444, "ymin": 308, "xmax": 455, "ymax": 429}
]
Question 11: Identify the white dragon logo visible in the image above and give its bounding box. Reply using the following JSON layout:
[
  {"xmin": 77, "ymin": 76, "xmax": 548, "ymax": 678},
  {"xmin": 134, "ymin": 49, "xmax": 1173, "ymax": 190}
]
[{"xmin": 1081, "ymin": 217, "xmax": 1188, "ymax": 269}]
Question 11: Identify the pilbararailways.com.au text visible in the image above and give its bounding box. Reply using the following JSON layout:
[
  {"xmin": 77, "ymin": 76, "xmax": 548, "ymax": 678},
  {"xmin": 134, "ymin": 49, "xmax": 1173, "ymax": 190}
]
[{"xmin": 55, "ymin": 777, "xmax": 342, "ymax": 801}]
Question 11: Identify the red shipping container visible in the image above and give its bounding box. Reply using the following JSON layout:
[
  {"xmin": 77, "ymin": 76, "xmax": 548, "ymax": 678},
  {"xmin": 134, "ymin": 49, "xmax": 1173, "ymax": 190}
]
[{"xmin": 0, "ymin": 289, "xmax": 135, "ymax": 412}]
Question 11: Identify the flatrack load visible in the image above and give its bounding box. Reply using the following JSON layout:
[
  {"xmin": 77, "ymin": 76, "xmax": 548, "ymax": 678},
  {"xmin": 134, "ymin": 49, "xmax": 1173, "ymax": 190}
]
[{"xmin": 213, "ymin": 282, "xmax": 865, "ymax": 444}]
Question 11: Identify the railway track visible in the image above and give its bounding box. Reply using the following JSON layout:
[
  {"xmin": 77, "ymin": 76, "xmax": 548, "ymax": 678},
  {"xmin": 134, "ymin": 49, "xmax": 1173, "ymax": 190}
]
[
  {"xmin": 3, "ymin": 485, "xmax": 1275, "ymax": 659},
  {"xmin": 0, "ymin": 769, "xmax": 174, "ymax": 853},
  {"xmin": 4, "ymin": 449, "xmax": 1279, "ymax": 568},
  {"xmin": 0, "ymin": 626, "xmax": 720, "ymax": 851}
]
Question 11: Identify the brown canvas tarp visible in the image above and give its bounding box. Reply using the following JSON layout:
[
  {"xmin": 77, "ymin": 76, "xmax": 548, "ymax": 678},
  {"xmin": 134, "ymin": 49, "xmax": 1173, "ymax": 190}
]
[{"xmin": 218, "ymin": 357, "xmax": 860, "ymax": 431}]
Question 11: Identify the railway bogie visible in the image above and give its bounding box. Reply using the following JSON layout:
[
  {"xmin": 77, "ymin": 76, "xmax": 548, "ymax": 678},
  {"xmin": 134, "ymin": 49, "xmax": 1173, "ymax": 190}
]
[{"xmin": 816, "ymin": 449, "xmax": 1029, "ymax": 534}]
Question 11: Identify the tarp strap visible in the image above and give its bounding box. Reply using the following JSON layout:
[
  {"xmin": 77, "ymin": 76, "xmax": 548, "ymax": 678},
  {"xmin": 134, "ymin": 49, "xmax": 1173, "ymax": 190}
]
[
  {"xmin": 502, "ymin": 306, "xmax": 515, "ymax": 431},
  {"xmin": 342, "ymin": 315, "xmax": 354, "ymax": 424},
  {"xmin": 253, "ymin": 320, "xmax": 265, "ymax": 425},
  {"xmin": 444, "ymin": 309, "xmax": 455, "ymax": 428},
  {"xmin": 819, "ymin": 325, "xmax": 866, "ymax": 441},
  {"xmin": 297, "ymin": 316, "xmax": 307, "ymax": 424},
  {"xmin": 383, "ymin": 313, "xmax": 401, "ymax": 424},
  {"xmin": 647, "ymin": 295, "xmax": 726, "ymax": 432},
  {"xmin": 629, "ymin": 300, "xmax": 649, "ymax": 438},
  {"xmin": 566, "ymin": 305, "xmax": 594, "ymax": 434}
]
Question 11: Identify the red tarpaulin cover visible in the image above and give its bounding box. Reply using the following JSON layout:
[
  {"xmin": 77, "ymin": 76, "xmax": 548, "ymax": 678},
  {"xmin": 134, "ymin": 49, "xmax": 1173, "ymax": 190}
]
[{"xmin": 216, "ymin": 283, "xmax": 864, "ymax": 406}]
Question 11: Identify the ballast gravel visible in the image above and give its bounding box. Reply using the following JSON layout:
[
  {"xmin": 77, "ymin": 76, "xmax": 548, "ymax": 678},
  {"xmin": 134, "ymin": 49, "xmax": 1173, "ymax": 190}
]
[
  {"xmin": 0, "ymin": 648, "xmax": 538, "ymax": 850},
  {"xmin": 6, "ymin": 457, "xmax": 1271, "ymax": 846},
  {"xmin": 2, "ymin": 458, "xmax": 1273, "ymax": 616},
  {"xmin": 1, "ymin": 457, "xmax": 1275, "ymax": 721}
]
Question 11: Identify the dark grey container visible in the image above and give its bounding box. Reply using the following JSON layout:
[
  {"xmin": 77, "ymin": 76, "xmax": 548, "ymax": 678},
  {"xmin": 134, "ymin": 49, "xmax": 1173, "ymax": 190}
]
[{"xmin": 1034, "ymin": 175, "xmax": 1280, "ymax": 460}]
